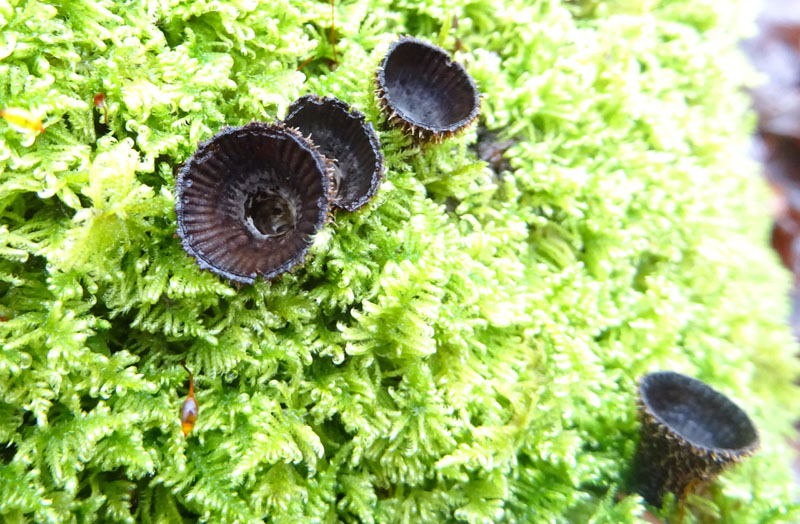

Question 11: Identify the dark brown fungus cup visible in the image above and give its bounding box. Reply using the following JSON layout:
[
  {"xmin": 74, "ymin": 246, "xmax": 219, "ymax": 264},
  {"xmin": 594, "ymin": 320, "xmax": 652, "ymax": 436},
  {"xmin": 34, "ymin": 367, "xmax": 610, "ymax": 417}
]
[
  {"xmin": 631, "ymin": 371, "xmax": 759, "ymax": 508},
  {"xmin": 284, "ymin": 95, "xmax": 384, "ymax": 212},
  {"xmin": 375, "ymin": 36, "xmax": 480, "ymax": 143},
  {"xmin": 175, "ymin": 122, "xmax": 332, "ymax": 284}
]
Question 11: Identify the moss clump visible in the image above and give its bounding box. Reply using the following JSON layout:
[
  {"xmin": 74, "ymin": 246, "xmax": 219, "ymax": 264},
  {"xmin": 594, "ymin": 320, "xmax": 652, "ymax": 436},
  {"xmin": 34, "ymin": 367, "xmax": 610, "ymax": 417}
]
[{"xmin": 0, "ymin": 0, "xmax": 798, "ymax": 523}]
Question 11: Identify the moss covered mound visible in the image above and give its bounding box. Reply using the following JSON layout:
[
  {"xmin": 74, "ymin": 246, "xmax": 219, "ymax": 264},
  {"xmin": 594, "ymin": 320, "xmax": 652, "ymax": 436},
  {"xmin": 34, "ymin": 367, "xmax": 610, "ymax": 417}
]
[{"xmin": 1, "ymin": 0, "xmax": 798, "ymax": 522}]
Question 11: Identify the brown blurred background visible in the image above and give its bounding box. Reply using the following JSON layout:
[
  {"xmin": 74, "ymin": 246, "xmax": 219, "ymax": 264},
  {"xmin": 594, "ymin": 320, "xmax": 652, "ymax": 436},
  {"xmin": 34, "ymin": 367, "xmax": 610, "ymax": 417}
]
[{"xmin": 742, "ymin": 0, "xmax": 800, "ymax": 493}]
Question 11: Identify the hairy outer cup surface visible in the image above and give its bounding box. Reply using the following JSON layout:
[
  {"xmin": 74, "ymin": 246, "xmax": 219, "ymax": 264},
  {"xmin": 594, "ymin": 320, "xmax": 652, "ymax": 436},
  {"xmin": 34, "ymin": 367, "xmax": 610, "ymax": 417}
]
[{"xmin": 632, "ymin": 371, "xmax": 760, "ymax": 507}]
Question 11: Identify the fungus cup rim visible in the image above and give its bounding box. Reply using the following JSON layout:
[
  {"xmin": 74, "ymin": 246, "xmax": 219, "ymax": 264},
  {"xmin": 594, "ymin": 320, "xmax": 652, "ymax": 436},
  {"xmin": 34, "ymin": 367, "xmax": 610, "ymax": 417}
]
[
  {"xmin": 375, "ymin": 36, "xmax": 481, "ymax": 142},
  {"xmin": 638, "ymin": 371, "xmax": 760, "ymax": 457},
  {"xmin": 175, "ymin": 122, "xmax": 332, "ymax": 284},
  {"xmin": 284, "ymin": 94, "xmax": 384, "ymax": 212}
]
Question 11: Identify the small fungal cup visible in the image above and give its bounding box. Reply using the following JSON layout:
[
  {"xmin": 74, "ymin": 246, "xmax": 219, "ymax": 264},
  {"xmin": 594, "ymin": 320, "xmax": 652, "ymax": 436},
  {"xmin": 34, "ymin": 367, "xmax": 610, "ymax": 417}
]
[
  {"xmin": 375, "ymin": 36, "xmax": 480, "ymax": 143},
  {"xmin": 631, "ymin": 371, "xmax": 759, "ymax": 508},
  {"xmin": 175, "ymin": 122, "xmax": 332, "ymax": 283},
  {"xmin": 284, "ymin": 95, "xmax": 384, "ymax": 212}
]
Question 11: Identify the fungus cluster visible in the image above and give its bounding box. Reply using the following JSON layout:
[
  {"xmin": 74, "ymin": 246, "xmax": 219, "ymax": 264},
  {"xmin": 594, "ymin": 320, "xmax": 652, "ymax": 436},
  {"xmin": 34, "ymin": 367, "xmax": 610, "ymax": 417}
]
[
  {"xmin": 175, "ymin": 36, "xmax": 480, "ymax": 283},
  {"xmin": 172, "ymin": 39, "xmax": 762, "ymax": 513}
]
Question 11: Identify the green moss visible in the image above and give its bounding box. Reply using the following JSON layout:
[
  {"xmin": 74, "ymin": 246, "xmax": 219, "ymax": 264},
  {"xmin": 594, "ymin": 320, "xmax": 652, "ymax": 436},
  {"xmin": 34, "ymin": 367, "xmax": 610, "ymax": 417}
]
[{"xmin": 0, "ymin": 0, "xmax": 798, "ymax": 522}]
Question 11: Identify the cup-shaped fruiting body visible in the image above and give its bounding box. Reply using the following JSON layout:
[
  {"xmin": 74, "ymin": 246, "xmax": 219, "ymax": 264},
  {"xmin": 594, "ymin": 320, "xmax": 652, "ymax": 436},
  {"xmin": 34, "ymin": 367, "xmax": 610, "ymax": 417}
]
[
  {"xmin": 284, "ymin": 95, "xmax": 384, "ymax": 212},
  {"xmin": 175, "ymin": 122, "xmax": 332, "ymax": 283},
  {"xmin": 375, "ymin": 36, "xmax": 480, "ymax": 143},
  {"xmin": 631, "ymin": 371, "xmax": 759, "ymax": 508}
]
